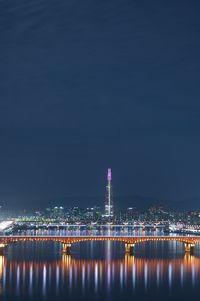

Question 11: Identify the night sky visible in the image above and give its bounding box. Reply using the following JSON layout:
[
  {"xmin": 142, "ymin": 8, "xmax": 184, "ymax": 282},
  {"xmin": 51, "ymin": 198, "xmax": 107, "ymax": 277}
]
[{"xmin": 1, "ymin": 0, "xmax": 200, "ymax": 209}]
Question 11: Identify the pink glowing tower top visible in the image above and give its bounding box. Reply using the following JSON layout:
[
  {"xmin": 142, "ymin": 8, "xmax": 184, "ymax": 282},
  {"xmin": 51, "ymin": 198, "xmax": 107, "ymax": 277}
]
[{"xmin": 107, "ymin": 168, "xmax": 112, "ymax": 181}]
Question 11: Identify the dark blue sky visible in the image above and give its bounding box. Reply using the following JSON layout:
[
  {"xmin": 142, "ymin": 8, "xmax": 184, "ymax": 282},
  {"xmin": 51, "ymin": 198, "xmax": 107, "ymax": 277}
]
[{"xmin": 1, "ymin": 0, "xmax": 200, "ymax": 208}]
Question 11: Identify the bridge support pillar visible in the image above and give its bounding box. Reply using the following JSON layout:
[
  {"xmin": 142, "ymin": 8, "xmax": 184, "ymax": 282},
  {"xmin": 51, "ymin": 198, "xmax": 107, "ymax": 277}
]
[
  {"xmin": 0, "ymin": 243, "xmax": 7, "ymax": 254},
  {"xmin": 125, "ymin": 243, "xmax": 134, "ymax": 255},
  {"xmin": 185, "ymin": 243, "xmax": 195, "ymax": 254},
  {"xmin": 62, "ymin": 243, "xmax": 71, "ymax": 254}
]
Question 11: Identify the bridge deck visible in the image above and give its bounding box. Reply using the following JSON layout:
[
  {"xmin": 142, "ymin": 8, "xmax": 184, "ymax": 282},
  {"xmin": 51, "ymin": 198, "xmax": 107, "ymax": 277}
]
[
  {"xmin": 0, "ymin": 235, "xmax": 198, "ymax": 254},
  {"xmin": 0, "ymin": 235, "xmax": 200, "ymax": 243}
]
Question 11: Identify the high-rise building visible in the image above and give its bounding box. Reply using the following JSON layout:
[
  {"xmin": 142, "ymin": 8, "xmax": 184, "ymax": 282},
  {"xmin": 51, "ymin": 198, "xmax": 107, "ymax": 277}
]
[{"xmin": 104, "ymin": 168, "xmax": 114, "ymax": 218}]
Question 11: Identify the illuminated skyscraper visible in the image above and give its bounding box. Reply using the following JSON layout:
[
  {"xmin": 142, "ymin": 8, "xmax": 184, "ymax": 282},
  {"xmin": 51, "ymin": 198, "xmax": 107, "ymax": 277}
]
[{"xmin": 105, "ymin": 168, "xmax": 113, "ymax": 218}]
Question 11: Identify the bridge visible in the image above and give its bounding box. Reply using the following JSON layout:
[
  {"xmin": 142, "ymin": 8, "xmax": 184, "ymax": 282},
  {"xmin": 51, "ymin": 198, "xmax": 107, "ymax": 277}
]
[{"xmin": 0, "ymin": 235, "xmax": 200, "ymax": 254}]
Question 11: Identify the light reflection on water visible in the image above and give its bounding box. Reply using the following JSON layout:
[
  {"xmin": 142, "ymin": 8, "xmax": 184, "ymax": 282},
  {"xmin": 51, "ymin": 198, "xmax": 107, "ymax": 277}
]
[{"xmin": 0, "ymin": 242, "xmax": 200, "ymax": 300}]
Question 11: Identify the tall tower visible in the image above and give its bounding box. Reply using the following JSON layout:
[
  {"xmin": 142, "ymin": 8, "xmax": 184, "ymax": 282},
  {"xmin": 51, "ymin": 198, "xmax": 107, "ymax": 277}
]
[{"xmin": 105, "ymin": 168, "xmax": 113, "ymax": 218}]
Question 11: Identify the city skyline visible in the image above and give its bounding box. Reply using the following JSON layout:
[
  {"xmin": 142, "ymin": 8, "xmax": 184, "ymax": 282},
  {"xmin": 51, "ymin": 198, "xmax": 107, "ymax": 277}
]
[{"xmin": 1, "ymin": 166, "xmax": 200, "ymax": 211}]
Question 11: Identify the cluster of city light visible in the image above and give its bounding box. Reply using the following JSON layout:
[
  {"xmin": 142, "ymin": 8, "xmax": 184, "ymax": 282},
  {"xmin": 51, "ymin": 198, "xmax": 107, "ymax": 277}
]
[{"xmin": 0, "ymin": 221, "xmax": 14, "ymax": 231}]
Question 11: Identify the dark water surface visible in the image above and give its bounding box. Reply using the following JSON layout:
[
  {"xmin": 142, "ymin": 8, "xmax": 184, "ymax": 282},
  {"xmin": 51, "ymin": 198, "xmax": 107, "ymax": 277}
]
[{"xmin": 0, "ymin": 241, "xmax": 200, "ymax": 301}]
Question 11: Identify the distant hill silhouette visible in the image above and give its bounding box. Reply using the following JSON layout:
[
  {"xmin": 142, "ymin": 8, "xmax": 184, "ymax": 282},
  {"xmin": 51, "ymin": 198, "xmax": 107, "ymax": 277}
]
[{"xmin": 2, "ymin": 195, "xmax": 200, "ymax": 212}]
